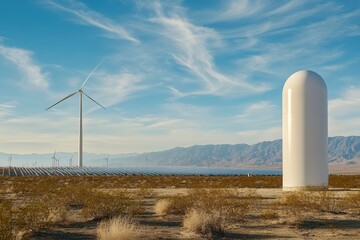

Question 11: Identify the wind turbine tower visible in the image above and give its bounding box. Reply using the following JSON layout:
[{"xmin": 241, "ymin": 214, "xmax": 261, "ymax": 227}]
[
  {"xmin": 105, "ymin": 155, "xmax": 110, "ymax": 167},
  {"xmin": 46, "ymin": 61, "xmax": 106, "ymax": 167},
  {"xmin": 69, "ymin": 155, "xmax": 73, "ymax": 168},
  {"xmin": 51, "ymin": 151, "xmax": 59, "ymax": 168},
  {"xmin": 8, "ymin": 155, "xmax": 12, "ymax": 167}
]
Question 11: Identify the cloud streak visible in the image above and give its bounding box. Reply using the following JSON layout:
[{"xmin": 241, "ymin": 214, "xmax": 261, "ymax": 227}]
[
  {"xmin": 45, "ymin": 0, "xmax": 139, "ymax": 43},
  {"xmin": 0, "ymin": 43, "xmax": 49, "ymax": 90},
  {"xmin": 149, "ymin": 2, "xmax": 269, "ymax": 97},
  {"xmin": 329, "ymin": 87, "xmax": 360, "ymax": 137},
  {"xmin": 214, "ymin": 1, "xmax": 360, "ymax": 80},
  {"xmin": 85, "ymin": 71, "xmax": 148, "ymax": 108},
  {"xmin": 0, "ymin": 102, "xmax": 16, "ymax": 118}
]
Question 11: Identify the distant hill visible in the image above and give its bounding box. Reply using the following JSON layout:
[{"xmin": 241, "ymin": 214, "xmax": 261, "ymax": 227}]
[
  {"xmin": 114, "ymin": 136, "xmax": 360, "ymax": 169},
  {"xmin": 1, "ymin": 136, "xmax": 360, "ymax": 170}
]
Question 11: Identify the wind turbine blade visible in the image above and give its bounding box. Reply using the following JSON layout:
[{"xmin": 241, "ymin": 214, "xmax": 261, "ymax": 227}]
[
  {"xmin": 82, "ymin": 91, "xmax": 106, "ymax": 110},
  {"xmin": 46, "ymin": 91, "xmax": 78, "ymax": 110},
  {"xmin": 80, "ymin": 59, "xmax": 104, "ymax": 90}
]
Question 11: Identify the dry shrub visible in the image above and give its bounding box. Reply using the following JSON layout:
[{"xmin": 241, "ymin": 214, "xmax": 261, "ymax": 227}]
[
  {"xmin": 15, "ymin": 199, "xmax": 53, "ymax": 236},
  {"xmin": 183, "ymin": 208, "xmax": 225, "ymax": 237},
  {"xmin": 62, "ymin": 186, "xmax": 92, "ymax": 209},
  {"xmin": 280, "ymin": 191, "xmax": 310, "ymax": 215},
  {"xmin": 230, "ymin": 189, "xmax": 261, "ymax": 219},
  {"xmin": 314, "ymin": 190, "xmax": 339, "ymax": 212},
  {"xmin": 280, "ymin": 190, "xmax": 341, "ymax": 215},
  {"xmin": 188, "ymin": 188, "xmax": 260, "ymax": 221},
  {"xmin": 154, "ymin": 194, "xmax": 190, "ymax": 215},
  {"xmin": 154, "ymin": 198, "xmax": 173, "ymax": 216},
  {"xmin": 341, "ymin": 191, "xmax": 360, "ymax": 214},
  {"xmin": 97, "ymin": 215, "xmax": 141, "ymax": 240},
  {"xmin": 0, "ymin": 194, "xmax": 67, "ymax": 239},
  {"xmin": 0, "ymin": 200, "xmax": 13, "ymax": 240},
  {"xmin": 82, "ymin": 190, "xmax": 141, "ymax": 220},
  {"xmin": 155, "ymin": 188, "xmax": 260, "ymax": 224}
]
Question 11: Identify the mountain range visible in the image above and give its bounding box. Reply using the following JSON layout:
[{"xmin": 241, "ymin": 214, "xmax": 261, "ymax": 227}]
[
  {"xmin": 117, "ymin": 136, "xmax": 360, "ymax": 169},
  {"xmin": 1, "ymin": 136, "xmax": 360, "ymax": 170}
]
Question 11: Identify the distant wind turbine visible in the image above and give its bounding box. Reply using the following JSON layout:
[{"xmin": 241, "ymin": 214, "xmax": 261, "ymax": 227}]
[
  {"xmin": 46, "ymin": 61, "xmax": 106, "ymax": 167},
  {"xmin": 69, "ymin": 155, "xmax": 73, "ymax": 168},
  {"xmin": 56, "ymin": 157, "xmax": 60, "ymax": 167},
  {"xmin": 51, "ymin": 151, "xmax": 59, "ymax": 168},
  {"xmin": 104, "ymin": 155, "xmax": 110, "ymax": 167}
]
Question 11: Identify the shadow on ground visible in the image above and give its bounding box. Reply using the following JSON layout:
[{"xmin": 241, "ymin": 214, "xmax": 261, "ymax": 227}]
[
  {"xmin": 31, "ymin": 231, "xmax": 95, "ymax": 240},
  {"xmin": 300, "ymin": 219, "xmax": 360, "ymax": 230},
  {"xmin": 140, "ymin": 219, "xmax": 182, "ymax": 227},
  {"xmin": 212, "ymin": 232, "xmax": 289, "ymax": 239},
  {"xmin": 31, "ymin": 221, "xmax": 97, "ymax": 240}
]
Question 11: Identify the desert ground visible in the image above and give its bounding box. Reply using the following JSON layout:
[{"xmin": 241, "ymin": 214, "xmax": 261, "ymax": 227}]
[{"xmin": 1, "ymin": 175, "xmax": 359, "ymax": 239}]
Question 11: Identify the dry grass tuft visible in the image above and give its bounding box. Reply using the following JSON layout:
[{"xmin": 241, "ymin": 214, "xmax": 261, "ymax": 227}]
[
  {"xmin": 97, "ymin": 215, "xmax": 141, "ymax": 240},
  {"xmin": 154, "ymin": 194, "xmax": 190, "ymax": 215},
  {"xmin": 183, "ymin": 208, "xmax": 225, "ymax": 237},
  {"xmin": 154, "ymin": 198, "xmax": 173, "ymax": 216}
]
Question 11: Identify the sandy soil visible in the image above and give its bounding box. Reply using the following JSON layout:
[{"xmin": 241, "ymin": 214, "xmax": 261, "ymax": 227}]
[
  {"xmin": 30, "ymin": 188, "xmax": 360, "ymax": 240},
  {"xmin": 329, "ymin": 163, "xmax": 360, "ymax": 175}
]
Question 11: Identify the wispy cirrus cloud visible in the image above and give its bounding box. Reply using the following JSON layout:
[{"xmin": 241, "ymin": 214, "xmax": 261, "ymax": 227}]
[
  {"xmin": 215, "ymin": 1, "xmax": 360, "ymax": 79},
  {"xmin": 0, "ymin": 43, "xmax": 49, "ymax": 90},
  {"xmin": 204, "ymin": 0, "xmax": 267, "ymax": 23},
  {"xmin": 329, "ymin": 87, "xmax": 360, "ymax": 119},
  {"xmin": 329, "ymin": 87, "xmax": 360, "ymax": 136},
  {"xmin": 44, "ymin": 0, "xmax": 139, "ymax": 43},
  {"xmin": 194, "ymin": 0, "xmax": 305, "ymax": 24},
  {"xmin": 85, "ymin": 71, "xmax": 148, "ymax": 108},
  {"xmin": 0, "ymin": 102, "xmax": 16, "ymax": 118},
  {"xmin": 147, "ymin": 1, "xmax": 269, "ymax": 97},
  {"xmin": 234, "ymin": 101, "xmax": 277, "ymax": 124}
]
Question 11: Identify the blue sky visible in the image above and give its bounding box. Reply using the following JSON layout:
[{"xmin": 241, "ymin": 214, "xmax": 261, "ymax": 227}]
[{"xmin": 0, "ymin": 0, "xmax": 359, "ymax": 155}]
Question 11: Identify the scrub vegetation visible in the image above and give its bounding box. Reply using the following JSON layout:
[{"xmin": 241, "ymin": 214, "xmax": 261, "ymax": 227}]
[
  {"xmin": 0, "ymin": 174, "xmax": 359, "ymax": 239},
  {"xmin": 183, "ymin": 208, "xmax": 225, "ymax": 237},
  {"xmin": 97, "ymin": 215, "xmax": 141, "ymax": 240},
  {"xmin": 155, "ymin": 188, "xmax": 260, "ymax": 219},
  {"xmin": 0, "ymin": 176, "xmax": 142, "ymax": 239}
]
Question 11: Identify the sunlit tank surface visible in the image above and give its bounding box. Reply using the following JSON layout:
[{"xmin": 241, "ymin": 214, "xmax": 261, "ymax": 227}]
[{"xmin": 282, "ymin": 70, "xmax": 328, "ymax": 191}]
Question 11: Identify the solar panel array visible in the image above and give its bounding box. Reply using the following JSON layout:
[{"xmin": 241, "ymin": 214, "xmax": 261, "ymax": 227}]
[
  {"xmin": 0, "ymin": 167, "xmax": 281, "ymax": 176},
  {"xmin": 1, "ymin": 167, "xmax": 144, "ymax": 176}
]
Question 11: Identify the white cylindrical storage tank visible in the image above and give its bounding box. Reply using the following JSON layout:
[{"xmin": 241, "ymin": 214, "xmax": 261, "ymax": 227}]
[{"xmin": 282, "ymin": 70, "xmax": 328, "ymax": 191}]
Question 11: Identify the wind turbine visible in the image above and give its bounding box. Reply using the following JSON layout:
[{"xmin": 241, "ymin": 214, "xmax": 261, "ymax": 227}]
[
  {"xmin": 46, "ymin": 61, "xmax": 106, "ymax": 167},
  {"xmin": 104, "ymin": 155, "xmax": 110, "ymax": 167},
  {"xmin": 8, "ymin": 155, "xmax": 12, "ymax": 167},
  {"xmin": 56, "ymin": 157, "xmax": 60, "ymax": 167},
  {"xmin": 51, "ymin": 151, "xmax": 59, "ymax": 168},
  {"xmin": 8, "ymin": 155, "xmax": 12, "ymax": 176},
  {"xmin": 69, "ymin": 155, "xmax": 73, "ymax": 168}
]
